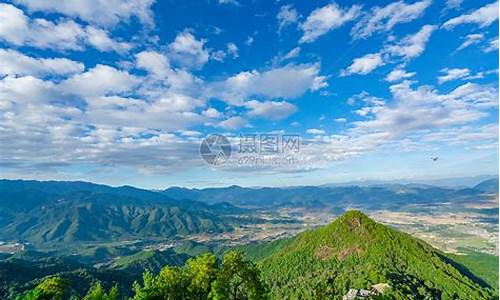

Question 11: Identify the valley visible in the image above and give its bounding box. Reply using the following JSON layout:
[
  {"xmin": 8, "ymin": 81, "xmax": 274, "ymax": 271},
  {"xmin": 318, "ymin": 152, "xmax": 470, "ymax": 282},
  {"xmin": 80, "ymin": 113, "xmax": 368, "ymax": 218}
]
[{"xmin": 0, "ymin": 179, "xmax": 498, "ymax": 299}]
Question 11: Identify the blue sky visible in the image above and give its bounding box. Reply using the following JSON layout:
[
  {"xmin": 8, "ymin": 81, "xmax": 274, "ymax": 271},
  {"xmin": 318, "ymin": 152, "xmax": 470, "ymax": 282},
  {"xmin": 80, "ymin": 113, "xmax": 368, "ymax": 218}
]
[{"xmin": 0, "ymin": 0, "xmax": 498, "ymax": 188}]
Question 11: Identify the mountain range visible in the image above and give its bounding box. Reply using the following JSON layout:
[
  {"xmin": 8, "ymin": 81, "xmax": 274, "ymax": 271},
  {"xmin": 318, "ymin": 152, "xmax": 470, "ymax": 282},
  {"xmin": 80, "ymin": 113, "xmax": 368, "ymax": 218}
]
[
  {"xmin": 0, "ymin": 180, "xmax": 236, "ymax": 248},
  {"xmin": 0, "ymin": 178, "xmax": 497, "ymax": 250},
  {"xmin": 1, "ymin": 211, "xmax": 497, "ymax": 299}
]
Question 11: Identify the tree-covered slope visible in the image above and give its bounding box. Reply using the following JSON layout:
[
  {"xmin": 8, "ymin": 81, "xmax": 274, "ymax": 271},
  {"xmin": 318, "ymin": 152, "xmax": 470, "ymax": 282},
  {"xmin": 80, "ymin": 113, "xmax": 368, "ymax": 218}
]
[
  {"xmin": 0, "ymin": 180, "xmax": 232, "ymax": 247},
  {"xmin": 258, "ymin": 211, "xmax": 495, "ymax": 299},
  {"xmin": 109, "ymin": 249, "xmax": 190, "ymax": 275}
]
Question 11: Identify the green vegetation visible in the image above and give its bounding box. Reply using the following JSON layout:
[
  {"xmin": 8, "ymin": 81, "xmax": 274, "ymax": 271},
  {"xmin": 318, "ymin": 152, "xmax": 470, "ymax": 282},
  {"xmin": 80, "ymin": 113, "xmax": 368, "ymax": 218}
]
[
  {"xmin": 3, "ymin": 211, "xmax": 498, "ymax": 299},
  {"xmin": 0, "ymin": 180, "xmax": 232, "ymax": 249},
  {"xmin": 448, "ymin": 250, "xmax": 499, "ymax": 292},
  {"xmin": 14, "ymin": 251, "xmax": 266, "ymax": 300},
  {"xmin": 233, "ymin": 237, "xmax": 292, "ymax": 261},
  {"xmin": 258, "ymin": 211, "xmax": 495, "ymax": 299},
  {"xmin": 109, "ymin": 249, "xmax": 189, "ymax": 275}
]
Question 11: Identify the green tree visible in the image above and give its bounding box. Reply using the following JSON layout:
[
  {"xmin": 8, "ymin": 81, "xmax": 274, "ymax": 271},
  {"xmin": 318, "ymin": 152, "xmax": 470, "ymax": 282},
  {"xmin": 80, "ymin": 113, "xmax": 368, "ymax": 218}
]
[
  {"xmin": 132, "ymin": 254, "xmax": 218, "ymax": 300},
  {"xmin": 17, "ymin": 277, "xmax": 69, "ymax": 300},
  {"xmin": 210, "ymin": 251, "xmax": 267, "ymax": 300},
  {"xmin": 185, "ymin": 254, "xmax": 217, "ymax": 298},
  {"xmin": 83, "ymin": 282, "xmax": 119, "ymax": 300}
]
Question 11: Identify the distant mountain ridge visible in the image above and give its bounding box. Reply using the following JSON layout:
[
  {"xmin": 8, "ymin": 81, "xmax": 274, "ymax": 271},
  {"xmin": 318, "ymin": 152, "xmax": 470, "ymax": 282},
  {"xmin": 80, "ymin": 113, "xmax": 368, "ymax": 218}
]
[
  {"xmin": 161, "ymin": 178, "xmax": 498, "ymax": 208},
  {"xmin": 0, "ymin": 178, "xmax": 497, "ymax": 251},
  {"xmin": 474, "ymin": 178, "xmax": 500, "ymax": 193},
  {"xmin": 0, "ymin": 180, "xmax": 233, "ymax": 248}
]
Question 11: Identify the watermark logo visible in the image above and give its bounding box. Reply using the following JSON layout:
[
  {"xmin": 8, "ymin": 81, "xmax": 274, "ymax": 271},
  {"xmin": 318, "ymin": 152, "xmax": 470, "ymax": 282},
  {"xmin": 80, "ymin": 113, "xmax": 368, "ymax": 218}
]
[
  {"xmin": 200, "ymin": 134, "xmax": 232, "ymax": 165},
  {"xmin": 200, "ymin": 133, "xmax": 300, "ymax": 167}
]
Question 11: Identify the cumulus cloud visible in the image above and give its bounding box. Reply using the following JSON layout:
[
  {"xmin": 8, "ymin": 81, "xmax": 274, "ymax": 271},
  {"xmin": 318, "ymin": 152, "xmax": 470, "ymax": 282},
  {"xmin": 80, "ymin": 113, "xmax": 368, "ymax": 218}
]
[
  {"xmin": 13, "ymin": 0, "xmax": 155, "ymax": 27},
  {"xmin": 437, "ymin": 68, "xmax": 470, "ymax": 84},
  {"xmin": 385, "ymin": 24, "xmax": 436, "ymax": 60},
  {"xmin": 245, "ymin": 100, "xmax": 297, "ymax": 120},
  {"xmin": 353, "ymin": 81, "xmax": 497, "ymax": 136},
  {"xmin": 385, "ymin": 68, "xmax": 416, "ymax": 82},
  {"xmin": 351, "ymin": 0, "xmax": 431, "ymax": 39},
  {"xmin": 341, "ymin": 53, "xmax": 385, "ymax": 76},
  {"xmin": 85, "ymin": 27, "xmax": 132, "ymax": 53},
  {"xmin": 277, "ymin": 4, "xmax": 299, "ymax": 31},
  {"xmin": 217, "ymin": 116, "xmax": 249, "ymax": 130},
  {"xmin": 168, "ymin": 31, "xmax": 210, "ymax": 70},
  {"xmin": 0, "ymin": 49, "xmax": 84, "ymax": 76},
  {"xmin": 342, "ymin": 25, "xmax": 435, "ymax": 77},
  {"xmin": 0, "ymin": 4, "xmax": 132, "ymax": 53},
  {"xmin": 300, "ymin": 3, "xmax": 360, "ymax": 43},
  {"xmin": 59, "ymin": 64, "xmax": 138, "ymax": 97},
  {"xmin": 443, "ymin": 1, "xmax": 499, "ymax": 29},
  {"xmin": 135, "ymin": 50, "xmax": 170, "ymax": 78},
  {"xmin": 207, "ymin": 64, "xmax": 327, "ymax": 105}
]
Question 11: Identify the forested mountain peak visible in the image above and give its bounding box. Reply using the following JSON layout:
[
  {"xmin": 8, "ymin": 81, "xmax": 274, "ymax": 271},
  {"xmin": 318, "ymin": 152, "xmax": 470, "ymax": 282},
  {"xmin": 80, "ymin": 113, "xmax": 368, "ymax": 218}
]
[{"xmin": 258, "ymin": 211, "xmax": 495, "ymax": 299}]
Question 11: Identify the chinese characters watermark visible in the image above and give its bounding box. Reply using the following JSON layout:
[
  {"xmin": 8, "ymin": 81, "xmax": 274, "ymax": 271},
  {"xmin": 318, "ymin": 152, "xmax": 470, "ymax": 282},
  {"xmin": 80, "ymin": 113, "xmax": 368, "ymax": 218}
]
[{"xmin": 200, "ymin": 133, "xmax": 300, "ymax": 167}]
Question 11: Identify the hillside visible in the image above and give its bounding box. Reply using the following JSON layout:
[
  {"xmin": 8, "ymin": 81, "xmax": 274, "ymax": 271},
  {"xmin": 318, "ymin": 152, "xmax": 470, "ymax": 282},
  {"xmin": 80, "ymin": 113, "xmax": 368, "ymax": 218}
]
[
  {"xmin": 474, "ymin": 178, "xmax": 499, "ymax": 193},
  {"xmin": 0, "ymin": 180, "xmax": 232, "ymax": 248},
  {"xmin": 257, "ymin": 211, "xmax": 495, "ymax": 299}
]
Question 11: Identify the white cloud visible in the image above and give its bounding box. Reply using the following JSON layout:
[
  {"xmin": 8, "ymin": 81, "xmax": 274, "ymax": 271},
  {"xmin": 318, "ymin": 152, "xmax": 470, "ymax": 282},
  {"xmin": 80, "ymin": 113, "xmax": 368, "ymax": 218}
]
[
  {"xmin": 202, "ymin": 107, "xmax": 222, "ymax": 118},
  {"xmin": 443, "ymin": 1, "xmax": 499, "ymax": 29},
  {"xmin": 483, "ymin": 37, "xmax": 499, "ymax": 52},
  {"xmin": 13, "ymin": 0, "xmax": 155, "ymax": 27},
  {"xmin": 385, "ymin": 24, "xmax": 436, "ymax": 60},
  {"xmin": 245, "ymin": 36, "xmax": 254, "ymax": 46},
  {"xmin": 60, "ymin": 64, "xmax": 138, "ymax": 97},
  {"xmin": 277, "ymin": 4, "xmax": 299, "ymax": 31},
  {"xmin": 341, "ymin": 53, "xmax": 385, "ymax": 76},
  {"xmin": 300, "ymin": 3, "xmax": 360, "ymax": 43},
  {"xmin": 438, "ymin": 68, "xmax": 470, "ymax": 84},
  {"xmin": 178, "ymin": 130, "xmax": 202, "ymax": 137},
  {"xmin": 448, "ymin": 82, "xmax": 498, "ymax": 108},
  {"xmin": 218, "ymin": 0, "xmax": 239, "ymax": 6},
  {"xmin": 0, "ymin": 4, "xmax": 84, "ymax": 50},
  {"xmin": 245, "ymin": 100, "xmax": 297, "ymax": 120},
  {"xmin": 211, "ymin": 50, "xmax": 226, "ymax": 62},
  {"xmin": 0, "ymin": 4, "xmax": 132, "ymax": 53},
  {"xmin": 342, "ymin": 25, "xmax": 435, "ymax": 77},
  {"xmin": 334, "ymin": 118, "xmax": 347, "ymax": 123},
  {"xmin": 208, "ymin": 64, "xmax": 327, "ymax": 105},
  {"xmin": 385, "ymin": 68, "xmax": 416, "ymax": 82},
  {"xmin": 306, "ymin": 128, "xmax": 325, "ymax": 135},
  {"xmin": 217, "ymin": 116, "xmax": 248, "ymax": 130},
  {"xmin": 152, "ymin": 93, "xmax": 203, "ymax": 112},
  {"xmin": 135, "ymin": 50, "xmax": 170, "ymax": 78},
  {"xmin": 168, "ymin": 31, "xmax": 210, "ymax": 70},
  {"xmin": 85, "ymin": 27, "xmax": 132, "ymax": 53},
  {"xmin": 283, "ymin": 47, "xmax": 301, "ymax": 60},
  {"xmin": 272, "ymin": 47, "xmax": 301, "ymax": 65},
  {"xmin": 227, "ymin": 42, "xmax": 239, "ymax": 59},
  {"xmin": 0, "ymin": 75, "xmax": 61, "ymax": 105},
  {"xmin": 353, "ymin": 81, "xmax": 497, "ymax": 136},
  {"xmin": 0, "ymin": 49, "xmax": 84, "ymax": 76},
  {"xmin": 457, "ymin": 33, "xmax": 484, "ymax": 51},
  {"xmin": 446, "ymin": 0, "xmax": 464, "ymax": 10},
  {"xmin": 134, "ymin": 50, "xmax": 202, "ymax": 95},
  {"xmin": 351, "ymin": 0, "xmax": 431, "ymax": 39}
]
